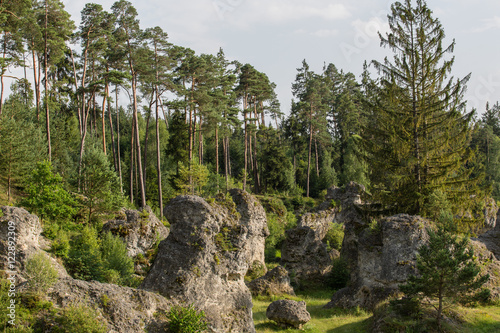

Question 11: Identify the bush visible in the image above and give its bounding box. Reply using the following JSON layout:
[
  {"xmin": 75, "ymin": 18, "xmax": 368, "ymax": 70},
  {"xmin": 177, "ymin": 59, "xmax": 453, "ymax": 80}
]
[
  {"xmin": 167, "ymin": 304, "xmax": 208, "ymax": 333},
  {"xmin": 65, "ymin": 226, "xmax": 103, "ymax": 281},
  {"xmin": 100, "ymin": 232, "xmax": 134, "ymax": 284},
  {"xmin": 324, "ymin": 222, "xmax": 344, "ymax": 251},
  {"xmin": 327, "ymin": 258, "xmax": 350, "ymax": 290},
  {"xmin": 25, "ymin": 252, "xmax": 59, "ymax": 295},
  {"xmin": 50, "ymin": 230, "xmax": 70, "ymax": 258},
  {"xmin": 54, "ymin": 303, "xmax": 107, "ymax": 333}
]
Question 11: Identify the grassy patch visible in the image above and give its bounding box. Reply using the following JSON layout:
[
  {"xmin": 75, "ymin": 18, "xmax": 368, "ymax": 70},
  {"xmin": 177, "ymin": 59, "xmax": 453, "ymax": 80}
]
[{"xmin": 253, "ymin": 289, "xmax": 370, "ymax": 333}]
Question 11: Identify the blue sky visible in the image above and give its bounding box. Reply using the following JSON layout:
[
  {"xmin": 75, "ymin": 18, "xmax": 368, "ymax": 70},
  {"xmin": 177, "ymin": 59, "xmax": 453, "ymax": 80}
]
[{"xmin": 62, "ymin": 0, "xmax": 500, "ymax": 116}]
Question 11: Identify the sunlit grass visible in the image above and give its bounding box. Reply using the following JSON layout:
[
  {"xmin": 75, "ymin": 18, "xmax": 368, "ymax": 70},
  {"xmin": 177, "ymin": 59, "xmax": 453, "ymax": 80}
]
[{"xmin": 253, "ymin": 289, "xmax": 370, "ymax": 333}]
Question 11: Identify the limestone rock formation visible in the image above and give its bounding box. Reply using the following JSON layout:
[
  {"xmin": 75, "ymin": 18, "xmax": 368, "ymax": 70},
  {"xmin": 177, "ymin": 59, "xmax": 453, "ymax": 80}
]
[
  {"xmin": 475, "ymin": 209, "xmax": 500, "ymax": 260},
  {"xmin": 281, "ymin": 226, "xmax": 332, "ymax": 283},
  {"xmin": 247, "ymin": 266, "xmax": 295, "ymax": 296},
  {"xmin": 266, "ymin": 299, "xmax": 310, "ymax": 329},
  {"xmin": 141, "ymin": 191, "xmax": 268, "ymax": 333},
  {"xmin": 0, "ymin": 206, "xmax": 69, "ymax": 279},
  {"xmin": 48, "ymin": 277, "xmax": 173, "ymax": 333},
  {"xmin": 280, "ymin": 182, "xmax": 366, "ymax": 282},
  {"xmin": 102, "ymin": 206, "xmax": 169, "ymax": 258},
  {"xmin": 326, "ymin": 214, "xmax": 431, "ymax": 310},
  {"xmin": 229, "ymin": 189, "xmax": 269, "ymax": 270}
]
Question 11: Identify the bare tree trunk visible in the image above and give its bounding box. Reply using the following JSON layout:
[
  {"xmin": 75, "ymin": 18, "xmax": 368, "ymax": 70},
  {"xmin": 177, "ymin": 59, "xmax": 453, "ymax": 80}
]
[
  {"xmin": 130, "ymin": 117, "xmax": 135, "ymax": 205},
  {"xmin": 155, "ymin": 85, "xmax": 163, "ymax": 218},
  {"xmin": 215, "ymin": 126, "xmax": 219, "ymax": 192},
  {"xmin": 32, "ymin": 47, "xmax": 40, "ymax": 122},
  {"xmin": 143, "ymin": 107, "xmax": 151, "ymax": 190},
  {"xmin": 307, "ymin": 104, "xmax": 313, "ymax": 197},
  {"xmin": 102, "ymin": 81, "xmax": 108, "ymax": 155},
  {"xmin": 44, "ymin": 0, "xmax": 51, "ymax": 162},
  {"xmin": 131, "ymin": 74, "xmax": 146, "ymax": 207},
  {"xmin": 315, "ymin": 139, "xmax": 320, "ymax": 177},
  {"xmin": 116, "ymin": 87, "xmax": 123, "ymax": 192}
]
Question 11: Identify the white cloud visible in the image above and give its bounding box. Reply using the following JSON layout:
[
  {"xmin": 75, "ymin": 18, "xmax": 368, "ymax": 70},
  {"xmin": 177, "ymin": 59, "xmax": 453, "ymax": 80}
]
[
  {"xmin": 473, "ymin": 16, "xmax": 500, "ymax": 32},
  {"xmin": 351, "ymin": 16, "xmax": 390, "ymax": 39},
  {"xmin": 311, "ymin": 29, "xmax": 339, "ymax": 38}
]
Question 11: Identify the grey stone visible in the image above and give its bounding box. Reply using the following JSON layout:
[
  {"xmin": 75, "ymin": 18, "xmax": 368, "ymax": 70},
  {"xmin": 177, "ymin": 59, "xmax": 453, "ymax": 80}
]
[
  {"xmin": 102, "ymin": 205, "xmax": 169, "ymax": 258},
  {"xmin": 266, "ymin": 299, "xmax": 310, "ymax": 329},
  {"xmin": 141, "ymin": 191, "xmax": 267, "ymax": 333},
  {"xmin": 326, "ymin": 214, "xmax": 431, "ymax": 310},
  {"xmin": 247, "ymin": 266, "xmax": 295, "ymax": 296}
]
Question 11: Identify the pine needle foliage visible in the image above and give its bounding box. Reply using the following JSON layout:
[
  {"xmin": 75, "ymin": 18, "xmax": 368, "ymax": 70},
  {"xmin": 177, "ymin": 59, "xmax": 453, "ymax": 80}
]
[{"xmin": 366, "ymin": 0, "xmax": 483, "ymax": 216}]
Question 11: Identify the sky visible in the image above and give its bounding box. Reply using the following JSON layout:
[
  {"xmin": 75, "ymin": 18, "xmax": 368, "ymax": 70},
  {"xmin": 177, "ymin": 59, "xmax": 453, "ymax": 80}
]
[{"xmin": 60, "ymin": 0, "xmax": 500, "ymax": 116}]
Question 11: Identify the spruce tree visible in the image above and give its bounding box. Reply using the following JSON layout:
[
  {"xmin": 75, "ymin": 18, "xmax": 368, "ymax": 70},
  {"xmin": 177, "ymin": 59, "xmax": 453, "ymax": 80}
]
[{"xmin": 368, "ymin": 0, "xmax": 479, "ymax": 215}]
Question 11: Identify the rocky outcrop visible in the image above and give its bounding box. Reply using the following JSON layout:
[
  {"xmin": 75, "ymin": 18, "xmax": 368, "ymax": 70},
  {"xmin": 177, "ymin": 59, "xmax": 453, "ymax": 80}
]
[
  {"xmin": 475, "ymin": 209, "xmax": 500, "ymax": 260},
  {"xmin": 141, "ymin": 191, "xmax": 268, "ymax": 333},
  {"xmin": 0, "ymin": 206, "xmax": 69, "ymax": 279},
  {"xmin": 326, "ymin": 214, "xmax": 431, "ymax": 310},
  {"xmin": 48, "ymin": 277, "xmax": 173, "ymax": 333},
  {"xmin": 229, "ymin": 189, "xmax": 269, "ymax": 270},
  {"xmin": 470, "ymin": 239, "xmax": 500, "ymax": 300},
  {"xmin": 281, "ymin": 182, "xmax": 366, "ymax": 282},
  {"xmin": 281, "ymin": 226, "xmax": 332, "ymax": 283},
  {"xmin": 102, "ymin": 206, "xmax": 169, "ymax": 258},
  {"xmin": 247, "ymin": 266, "xmax": 295, "ymax": 296},
  {"xmin": 0, "ymin": 206, "xmax": 43, "ymax": 271},
  {"xmin": 266, "ymin": 300, "xmax": 310, "ymax": 329}
]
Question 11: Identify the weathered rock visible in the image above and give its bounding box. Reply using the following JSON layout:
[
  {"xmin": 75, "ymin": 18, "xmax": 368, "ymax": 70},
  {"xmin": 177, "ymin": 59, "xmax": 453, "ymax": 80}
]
[
  {"xmin": 247, "ymin": 266, "xmax": 295, "ymax": 296},
  {"xmin": 102, "ymin": 206, "xmax": 169, "ymax": 258},
  {"xmin": 0, "ymin": 206, "xmax": 42, "ymax": 270},
  {"xmin": 229, "ymin": 189, "xmax": 269, "ymax": 271},
  {"xmin": 475, "ymin": 209, "xmax": 500, "ymax": 260},
  {"xmin": 141, "ymin": 192, "xmax": 267, "ymax": 333},
  {"xmin": 470, "ymin": 239, "xmax": 500, "ymax": 300},
  {"xmin": 281, "ymin": 182, "xmax": 367, "ymax": 283},
  {"xmin": 326, "ymin": 214, "xmax": 431, "ymax": 310},
  {"xmin": 48, "ymin": 277, "xmax": 173, "ymax": 333},
  {"xmin": 482, "ymin": 197, "xmax": 498, "ymax": 232},
  {"xmin": 0, "ymin": 206, "xmax": 69, "ymax": 279},
  {"xmin": 281, "ymin": 226, "xmax": 332, "ymax": 283},
  {"xmin": 266, "ymin": 299, "xmax": 310, "ymax": 329}
]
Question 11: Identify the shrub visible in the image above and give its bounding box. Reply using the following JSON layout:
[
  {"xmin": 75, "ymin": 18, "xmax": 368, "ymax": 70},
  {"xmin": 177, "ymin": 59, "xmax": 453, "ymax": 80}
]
[
  {"xmin": 167, "ymin": 304, "xmax": 208, "ymax": 333},
  {"xmin": 324, "ymin": 222, "xmax": 344, "ymax": 251},
  {"xmin": 65, "ymin": 226, "xmax": 103, "ymax": 281},
  {"xmin": 100, "ymin": 232, "xmax": 134, "ymax": 284},
  {"xmin": 21, "ymin": 161, "xmax": 77, "ymax": 223},
  {"xmin": 54, "ymin": 303, "xmax": 107, "ymax": 333},
  {"xmin": 25, "ymin": 252, "xmax": 59, "ymax": 295},
  {"xmin": 50, "ymin": 230, "xmax": 70, "ymax": 258},
  {"xmin": 327, "ymin": 258, "xmax": 350, "ymax": 290}
]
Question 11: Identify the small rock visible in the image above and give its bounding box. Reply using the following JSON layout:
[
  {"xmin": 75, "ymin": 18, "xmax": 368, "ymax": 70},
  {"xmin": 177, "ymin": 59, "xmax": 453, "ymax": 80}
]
[
  {"xmin": 248, "ymin": 266, "xmax": 295, "ymax": 296},
  {"xmin": 266, "ymin": 299, "xmax": 311, "ymax": 329}
]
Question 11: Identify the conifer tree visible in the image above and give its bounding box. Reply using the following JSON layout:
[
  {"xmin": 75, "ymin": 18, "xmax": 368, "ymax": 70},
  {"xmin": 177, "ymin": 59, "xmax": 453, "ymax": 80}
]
[{"xmin": 368, "ymin": 0, "xmax": 478, "ymax": 215}]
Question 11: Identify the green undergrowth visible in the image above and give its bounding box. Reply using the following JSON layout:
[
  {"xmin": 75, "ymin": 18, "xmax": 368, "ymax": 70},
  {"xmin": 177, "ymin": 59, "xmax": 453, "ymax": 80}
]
[{"xmin": 252, "ymin": 288, "xmax": 370, "ymax": 333}]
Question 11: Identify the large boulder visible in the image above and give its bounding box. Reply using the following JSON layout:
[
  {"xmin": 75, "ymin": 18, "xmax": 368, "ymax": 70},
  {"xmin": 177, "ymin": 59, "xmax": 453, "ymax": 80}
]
[
  {"xmin": 229, "ymin": 189, "xmax": 269, "ymax": 271},
  {"xmin": 48, "ymin": 277, "xmax": 173, "ymax": 333},
  {"xmin": 266, "ymin": 299, "xmax": 310, "ymax": 329},
  {"xmin": 102, "ymin": 206, "xmax": 169, "ymax": 258},
  {"xmin": 247, "ymin": 266, "xmax": 295, "ymax": 296},
  {"xmin": 141, "ymin": 191, "xmax": 268, "ymax": 333},
  {"xmin": 0, "ymin": 206, "xmax": 69, "ymax": 279},
  {"xmin": 325, "ymin": 214, "xmax": 431, "ymax": 310},
  {"xmin": 280, "ymin": 226, "xmax": 332, "ymax": 282},
  {"xmin": 0, "ymin": 206, "xmax": 43, "ymax": 271},
  {"xmin": 280, "ymin": 182, "xmax": 366, "ymax": 282}
]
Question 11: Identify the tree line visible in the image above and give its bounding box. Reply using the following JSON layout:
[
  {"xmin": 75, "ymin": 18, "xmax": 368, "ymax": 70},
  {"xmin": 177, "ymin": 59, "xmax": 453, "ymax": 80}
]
[{"xmin": 0, "ymin": 0, "xmax": 497, "ymax": 230}]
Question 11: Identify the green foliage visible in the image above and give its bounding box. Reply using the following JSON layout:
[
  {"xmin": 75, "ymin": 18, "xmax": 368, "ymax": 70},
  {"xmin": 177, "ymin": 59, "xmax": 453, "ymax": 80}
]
[
  {"xmin": 49, "ymin": 230, "xmax": 70, "ymax": 258},
  {"xmin": 327, "ymin": 258, "xmax": 350, "ymax": 290},
  {"xmin": 52, "ymin": 303, "xmax": 107, "ymax": 333},
  {"xmin": 21, "ymin": 161, "xmax": 76, "ymax": 222},
  {"xmin": 100, "ymin": 232, "xmax": 134, "ymax": 284},
  {"xmin": 65, "ymin": 226, "xmax": 103, "ymax": 281},
  {"xmin": 80, "ymin": 146, "xmax": 124, "ymax": 222},
  {"xmin": 25, "ymin": 252, "xmax": 59, "ymax": 295},
  {"xmin": 167, "ymin": 304, "xmax": 208, "ymax": 333},
  {"xmin": 324, "ymin": 222, "xmax": 344, "ymax": 251},
  {"xmin": 399, "ymin": 226, "xmax": 489, "ymax": 327},
  {"xmin": 175, "ymin": 161, "xmax": 209, "ymax": 195}
]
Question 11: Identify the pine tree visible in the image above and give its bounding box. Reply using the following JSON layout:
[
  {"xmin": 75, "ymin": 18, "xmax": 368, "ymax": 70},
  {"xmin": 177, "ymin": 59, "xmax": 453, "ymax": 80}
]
[
  {"xmin": 400, "ymin": 226, "xmax": 489, "ymax": 329},
  {"xmin": 368, "ymin": 0, "xmax": 479, "ymax": 215}
]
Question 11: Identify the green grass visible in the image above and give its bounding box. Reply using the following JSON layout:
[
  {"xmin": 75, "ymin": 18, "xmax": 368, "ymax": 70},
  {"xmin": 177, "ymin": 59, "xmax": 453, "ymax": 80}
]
[
  {"xmin": 452, "ymin": 305, "xmax": 500, "ymax": 333},
  {"xmin": 253, "ymin": 289, "xmax": 370, "ymax": 333}
]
